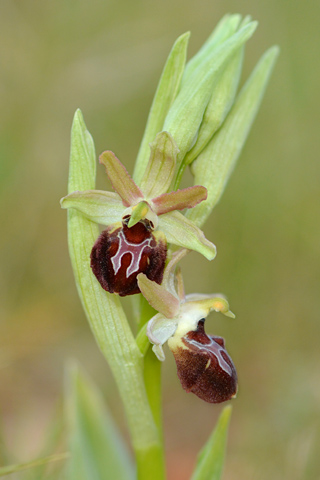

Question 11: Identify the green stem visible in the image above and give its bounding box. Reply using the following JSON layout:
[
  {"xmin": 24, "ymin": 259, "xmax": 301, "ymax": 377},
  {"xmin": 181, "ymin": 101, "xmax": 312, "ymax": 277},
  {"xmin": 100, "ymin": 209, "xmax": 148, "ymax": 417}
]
[{"xmin": 137, "ymin": 296, "xmax": 166, "ymax": 480}]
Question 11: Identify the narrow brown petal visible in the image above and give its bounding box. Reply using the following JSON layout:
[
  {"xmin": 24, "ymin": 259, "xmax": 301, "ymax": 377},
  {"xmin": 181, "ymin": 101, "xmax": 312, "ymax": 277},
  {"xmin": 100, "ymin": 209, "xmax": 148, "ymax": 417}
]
[
  {"xmin": 151, "ymin": 185, "xmax": 207, "ymax": 215},
  {"xmin": 99, "ymin": 151, "xmax": 144, "ymax": 207}
]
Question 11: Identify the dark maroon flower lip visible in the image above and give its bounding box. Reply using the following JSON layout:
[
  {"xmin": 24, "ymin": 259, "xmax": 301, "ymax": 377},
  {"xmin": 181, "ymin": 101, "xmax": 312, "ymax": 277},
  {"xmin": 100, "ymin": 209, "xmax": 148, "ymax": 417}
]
[
  {"xmin": 90, "ymin": 219, "xmax": 167, "ymax": 296},
  {"xmin": 170, "ymin": 319, "xmax": 237, "ymax": 403}
]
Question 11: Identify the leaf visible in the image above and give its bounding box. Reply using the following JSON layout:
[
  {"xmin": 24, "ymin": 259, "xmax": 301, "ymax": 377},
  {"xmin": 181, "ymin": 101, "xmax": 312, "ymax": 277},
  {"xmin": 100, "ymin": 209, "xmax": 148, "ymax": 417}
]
[
  {"xmin": 0, "ymin": 453, "xmax": 68, "ymax": 477},
  {"xmin": 133, "ymin": 32, "xmax": 190, "ymax": 185},
  {"xmin": 66, "ymin": 109, "xmax": 159, "ymax": 453},
  {"xmin": 191, "ymin": 406, "xmax": 232, "ymax": 480},
  {"xmin": 187, "ymin": 46, "xmax": 280, "ymax": 228},
  {"xmin": 65, "ymin": 363, "xmax": 134, "ymax": 480}
]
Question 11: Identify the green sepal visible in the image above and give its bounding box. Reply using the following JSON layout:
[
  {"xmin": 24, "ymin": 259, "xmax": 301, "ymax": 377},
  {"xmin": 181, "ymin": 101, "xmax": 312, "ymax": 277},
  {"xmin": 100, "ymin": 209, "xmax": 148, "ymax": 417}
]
[
  {"xmin": 140, "ymin": 131, "xmax": 178, "ymax": 199},
  {"xmin": 137, "ymin": 273, "xmax": 180, "ymax": 319},
  {"xmin": 191, "ymin": 406, "xmax": 232, "ymax": 480},
  {"xmin": 158, "ymin": 210, "xmax": 216, "ymax": 260},
  {"xmin": 163, "ymin": 21, "xmax": 257, "ymax": 173},
  {"xmin": 67, "ymin": 109, "xmax": 159, "ymax": 454},
  {"xmin": 133, "ymin": 32, "xmax": 190, "ymax": 185},
  {"xmin": 187, "ymin": 46, "xmax": 280, "ymax": 228},
  {"xmin": 65, "ymin": 363, "xmax": 134, "ymax": 480},
  {"xmin": 60, "ymin": 190, "xmax": 123, "ymax": 225}
]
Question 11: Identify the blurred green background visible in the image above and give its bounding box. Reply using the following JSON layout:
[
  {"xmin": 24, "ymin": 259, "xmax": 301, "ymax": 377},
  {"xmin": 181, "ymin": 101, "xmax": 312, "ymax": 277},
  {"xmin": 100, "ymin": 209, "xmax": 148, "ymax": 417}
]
[{"xmin": 0, "ymin": 0, "xmax": 319, "ymax": 479}]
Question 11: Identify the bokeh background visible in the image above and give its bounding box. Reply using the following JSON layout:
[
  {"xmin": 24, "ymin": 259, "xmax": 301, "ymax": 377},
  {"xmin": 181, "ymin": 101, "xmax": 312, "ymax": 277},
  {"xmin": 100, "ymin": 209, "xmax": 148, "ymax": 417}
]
[{"xmin": 0, "ymin": 0, "xmax": 319, "ymax": 479}]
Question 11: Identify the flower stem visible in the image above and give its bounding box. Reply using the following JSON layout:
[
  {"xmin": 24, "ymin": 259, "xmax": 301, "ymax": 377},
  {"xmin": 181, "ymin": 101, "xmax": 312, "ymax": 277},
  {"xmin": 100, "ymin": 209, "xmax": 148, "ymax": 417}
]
[{"xmin": 137, "ymin": 296, "xmax": 166, "ymax": 479}]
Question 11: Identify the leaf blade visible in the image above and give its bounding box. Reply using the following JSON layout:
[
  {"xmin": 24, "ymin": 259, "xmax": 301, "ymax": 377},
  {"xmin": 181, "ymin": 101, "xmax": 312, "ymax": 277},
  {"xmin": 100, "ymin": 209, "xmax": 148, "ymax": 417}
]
[
  {"xmin": 191, "ymin": 406, "xmax": 232, "ymax": 480},
  {"xmin": 65, "ymin": 364, "xmax": 134, "ymax": 480}
]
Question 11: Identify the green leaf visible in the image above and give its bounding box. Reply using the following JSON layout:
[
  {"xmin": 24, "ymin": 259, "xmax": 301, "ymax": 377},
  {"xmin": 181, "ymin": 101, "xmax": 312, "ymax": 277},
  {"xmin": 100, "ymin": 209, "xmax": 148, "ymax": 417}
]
[
  {"xmin": 191, "ymin": 406, "xmax": 232, "ymax": 480},
  {"xmin": 65, "ymin": 364, "xmax": 134, "ymax": 480},
  {"xmin": 187, "ymin": 46, "xmax": 280, "ymax": 228},
  {"xmin": 66, "ymin": 109, "xmax": 159, "ymax": 455},
  {"xmin": 61, "ymin": 190, "xmax": 124, "ymax": 225},
  {"xmin": 0, "ymin": 453, "xmax": 68, "ymax": 477},
  {"xmin": 163, "ymin": 22, "xmax": 257, "ymax": 172},
  {"xmin": 133, "ymin": 32, "xmax": 190, "ymax": 185}
]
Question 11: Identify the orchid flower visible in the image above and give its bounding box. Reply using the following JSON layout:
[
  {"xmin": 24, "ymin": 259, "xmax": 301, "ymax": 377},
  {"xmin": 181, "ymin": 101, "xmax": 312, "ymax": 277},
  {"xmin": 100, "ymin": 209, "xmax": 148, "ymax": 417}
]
[
  {"xmin": 138, "ymin": 250, "xmax": 237, "ymax": 403},
  {"xmin": 61, "ymin": 131, "xmax": 216, "ymax": 296}
]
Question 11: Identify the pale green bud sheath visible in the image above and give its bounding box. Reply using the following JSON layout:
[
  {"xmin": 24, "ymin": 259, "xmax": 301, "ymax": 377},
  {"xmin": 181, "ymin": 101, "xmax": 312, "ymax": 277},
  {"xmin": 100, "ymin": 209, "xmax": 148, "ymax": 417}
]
[
  {"xmin": 182, "ymin": 14, "xmax": 242, "ymax": 83},
  {"xmin": 133, "ymin": 32, "xmax": 190, "ymax": 185},
  {"xmin": 174, "ymin": 46, "xmax": 244, "ymax": 189},
  {"xmin": 187, "ymin": 46, "xmax": 279, "ymax": 228},
  {"xmin": 163, "ymin": 21, "xmax": 257, "ymax": 178},
  {"xmin": 173, "ymin": 15, "xmax": 254, "ymax": 188}
]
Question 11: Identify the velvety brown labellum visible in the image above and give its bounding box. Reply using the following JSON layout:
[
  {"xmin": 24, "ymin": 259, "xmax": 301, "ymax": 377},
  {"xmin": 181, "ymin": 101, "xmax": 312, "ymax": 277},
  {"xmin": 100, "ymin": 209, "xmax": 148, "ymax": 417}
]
[
  {"xmin": 90, "ymin": 218, "xmax": 167, "ymax": 296},
  {"xmin": 172, "ymin": 319, "xmax": 237, "ymax": 403}
]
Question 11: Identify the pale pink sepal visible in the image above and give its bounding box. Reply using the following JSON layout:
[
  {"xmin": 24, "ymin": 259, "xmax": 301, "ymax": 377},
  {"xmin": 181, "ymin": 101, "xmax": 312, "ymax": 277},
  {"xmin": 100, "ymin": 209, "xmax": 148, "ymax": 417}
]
[
  {"xmin": 99, "ymin": 151, "xmax": 144, "ymax": 207},
  {"xmin": 152, "ymin": 185, "xmax": 207, "ymax": 215},
  {"xmin": 162, "ymin": 249, "xmax": 188, "ymax": 297},
  {"xmin": 137, "ymin": 273, "xmax": 180, "ymax": 318}
]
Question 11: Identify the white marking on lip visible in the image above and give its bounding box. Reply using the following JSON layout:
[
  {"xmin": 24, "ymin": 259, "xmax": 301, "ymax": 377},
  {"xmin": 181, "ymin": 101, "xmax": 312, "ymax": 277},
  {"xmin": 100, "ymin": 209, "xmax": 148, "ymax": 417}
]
[
  {"xmin": 187, "ymin": 337, "xmax": 232, "ymax": 376},
  {"xmin": 111, "ymin": 229, "xmax": 153, "ymax": 278}
]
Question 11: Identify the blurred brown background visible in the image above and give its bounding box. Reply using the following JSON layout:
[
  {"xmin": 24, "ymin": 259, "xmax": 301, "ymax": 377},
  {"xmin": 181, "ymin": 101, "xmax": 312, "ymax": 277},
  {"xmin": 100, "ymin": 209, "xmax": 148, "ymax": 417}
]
[{"xmin": 0, "ymin": 0, "xmax": 319, "ymax": 479}]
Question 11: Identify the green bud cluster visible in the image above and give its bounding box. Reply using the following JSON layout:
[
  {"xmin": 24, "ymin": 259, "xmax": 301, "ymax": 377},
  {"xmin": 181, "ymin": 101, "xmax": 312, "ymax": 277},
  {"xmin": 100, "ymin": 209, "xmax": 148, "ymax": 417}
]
[{"xmin": 133, "ymin": 14, "xmax": 279, "ymax": 227}]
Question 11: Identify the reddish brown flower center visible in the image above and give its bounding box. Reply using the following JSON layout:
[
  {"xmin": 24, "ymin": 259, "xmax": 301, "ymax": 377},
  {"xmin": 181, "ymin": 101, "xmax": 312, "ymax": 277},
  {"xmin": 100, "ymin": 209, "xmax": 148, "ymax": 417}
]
[
  {"xmin": 111, "ymin": 221, "xmax": 154, "ymax": 278},
  {"xmin": 90, "ymin": 217, "xmax": 166, "ymax": 296}
]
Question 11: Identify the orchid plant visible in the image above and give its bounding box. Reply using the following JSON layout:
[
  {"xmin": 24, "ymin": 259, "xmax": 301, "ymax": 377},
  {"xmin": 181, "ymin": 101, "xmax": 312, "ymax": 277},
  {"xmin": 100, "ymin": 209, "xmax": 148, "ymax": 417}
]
[{"xmin": 59, "ymin": 13, "xmax": 278, "ymax": 480}]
